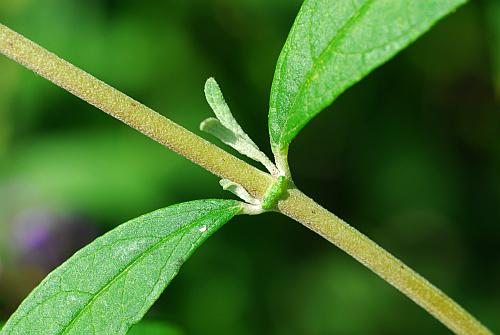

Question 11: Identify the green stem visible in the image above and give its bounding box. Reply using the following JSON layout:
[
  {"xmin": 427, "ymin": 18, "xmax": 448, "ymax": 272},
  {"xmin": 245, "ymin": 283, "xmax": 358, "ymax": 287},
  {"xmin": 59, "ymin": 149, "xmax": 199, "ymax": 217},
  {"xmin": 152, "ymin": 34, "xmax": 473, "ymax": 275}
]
[
  {"xmin": 277, "ymin": 188, "xmax": 492, "ymax": 335},
  {"xmin": 0, "ymin": 23, "xmax": 273, "ymax": 198},
  {"xmin": 0, "ymin": 23, "xmax": 492, "ymax": 335}
]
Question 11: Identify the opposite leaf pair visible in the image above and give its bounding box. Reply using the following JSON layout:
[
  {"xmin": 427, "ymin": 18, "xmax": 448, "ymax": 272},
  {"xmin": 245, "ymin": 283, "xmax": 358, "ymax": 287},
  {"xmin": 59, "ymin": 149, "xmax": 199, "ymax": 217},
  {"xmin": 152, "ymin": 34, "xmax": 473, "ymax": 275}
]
[
  {"xmin": 201, "ymin": 78, "xmax": 289, "ymax": 214},
  {"xmin": 1, "ymin": 0, "xmax": 486, "ymax": 334}
]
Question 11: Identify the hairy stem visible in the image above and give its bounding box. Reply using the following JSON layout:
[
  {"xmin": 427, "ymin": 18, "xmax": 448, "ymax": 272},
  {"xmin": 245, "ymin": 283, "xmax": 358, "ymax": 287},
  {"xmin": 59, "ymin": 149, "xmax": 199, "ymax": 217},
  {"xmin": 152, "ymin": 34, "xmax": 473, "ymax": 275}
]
[
  {"xmin": 0, "ymin": 23, "xmax": 273, "ymax": 198},
  {"xmin": 277, "ymin": 189, "xmax": 492, "ymax": 335},
  {"xmin": 0, "ymin": 23, "xmax": 492, "ymax": 335}
]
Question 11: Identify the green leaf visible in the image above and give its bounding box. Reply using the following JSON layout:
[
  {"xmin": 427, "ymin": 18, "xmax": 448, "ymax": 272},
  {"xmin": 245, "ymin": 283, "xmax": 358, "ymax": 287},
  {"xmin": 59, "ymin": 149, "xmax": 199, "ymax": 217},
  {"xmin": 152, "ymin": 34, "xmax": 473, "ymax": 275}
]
[
  {"xmin": 1, "ymin": 200, "xmax": 241, "ymax": 335},
  {"xmin": 269, "ymin": 0, "xmax": 467, "ymax": 155}
]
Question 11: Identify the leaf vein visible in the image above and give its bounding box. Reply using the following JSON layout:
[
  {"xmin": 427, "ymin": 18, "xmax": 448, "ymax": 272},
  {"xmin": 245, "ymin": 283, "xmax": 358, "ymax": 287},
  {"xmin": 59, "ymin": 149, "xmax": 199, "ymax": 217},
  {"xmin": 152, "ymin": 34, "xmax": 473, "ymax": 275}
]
[{"xmin": 59, "ymin": 213, "xmax": 213, "ymax": 334}]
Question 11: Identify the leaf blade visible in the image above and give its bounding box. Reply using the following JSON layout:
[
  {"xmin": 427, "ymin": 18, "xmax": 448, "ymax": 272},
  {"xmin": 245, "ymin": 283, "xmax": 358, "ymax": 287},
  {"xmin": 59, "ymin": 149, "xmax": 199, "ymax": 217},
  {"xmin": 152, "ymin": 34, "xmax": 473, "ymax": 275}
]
[
  {"xmin": 269, "ymin": 0, "xmax": 467, "ymax": 154},
  {"xmin": 1, "ymin": 200, "xmax": 241, "ymax": 335}
]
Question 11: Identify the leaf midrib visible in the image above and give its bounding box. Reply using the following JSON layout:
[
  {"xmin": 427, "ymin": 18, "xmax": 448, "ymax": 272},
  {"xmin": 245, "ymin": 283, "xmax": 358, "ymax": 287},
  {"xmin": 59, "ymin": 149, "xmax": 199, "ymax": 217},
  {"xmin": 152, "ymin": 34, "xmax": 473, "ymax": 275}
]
[
  {"xmin": 59, "ymin": 209, "xmax": 227, "ymax": 334},
  {"xmin": 276, "ymin": 0, "xmax": 375, "ymax": 148}
]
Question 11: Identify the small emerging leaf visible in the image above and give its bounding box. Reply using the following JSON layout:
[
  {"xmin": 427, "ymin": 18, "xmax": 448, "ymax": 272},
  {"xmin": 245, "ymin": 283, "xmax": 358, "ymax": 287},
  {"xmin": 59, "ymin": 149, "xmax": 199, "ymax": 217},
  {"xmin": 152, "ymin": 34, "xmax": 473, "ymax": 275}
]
[
  {"xmin": 1, "ymin": 200, "xmax": 241, "ymax": 335},
  {"xmin": 200, "ymin": 117, "xmax": 239, "ymax": 147},
  {"xmin": 219, "ymin": 179, "xmax": 260, "ymax": 206},
  {"xmin": 203, "ymin": 78, "xmax": 279, "ymax": 175},
  {"xmin": 269, "ymin": 0, "xmax": 467, "ymax": 156},
  {"xmin": 204, "ymin": 78, "xmax": 247, "ymax": 138}
]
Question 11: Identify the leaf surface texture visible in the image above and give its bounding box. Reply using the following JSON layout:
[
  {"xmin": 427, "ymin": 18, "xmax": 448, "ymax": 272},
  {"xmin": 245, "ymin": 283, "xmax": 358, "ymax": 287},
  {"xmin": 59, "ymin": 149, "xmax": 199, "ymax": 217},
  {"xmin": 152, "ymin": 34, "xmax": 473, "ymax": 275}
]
[
  {"xmin": 269, "ymin": 0, "xmax": 466, "ymax": 153},
  {"xmin": 1, "ymin": 200, "xmax": 241, "ymax": 335}
]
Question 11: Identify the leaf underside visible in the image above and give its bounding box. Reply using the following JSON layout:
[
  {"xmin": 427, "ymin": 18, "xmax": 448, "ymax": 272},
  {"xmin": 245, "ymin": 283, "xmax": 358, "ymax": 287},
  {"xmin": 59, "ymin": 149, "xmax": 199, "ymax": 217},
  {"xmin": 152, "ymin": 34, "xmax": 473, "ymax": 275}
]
[
  {"xmin": 1, "ymin": 200, "xmax": 241, "ymax": 335},
  {"xmin": 269, "ymin": 0, "xmax": 467, "ymax": 154}
]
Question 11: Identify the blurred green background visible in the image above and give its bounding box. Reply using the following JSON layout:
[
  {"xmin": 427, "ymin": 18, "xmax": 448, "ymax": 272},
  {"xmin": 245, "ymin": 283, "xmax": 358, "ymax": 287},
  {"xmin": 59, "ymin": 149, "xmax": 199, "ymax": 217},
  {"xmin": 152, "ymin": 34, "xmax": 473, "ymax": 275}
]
[{"xmin": 0, "ymin": 0, "xmax": 499, "ymax": 334}]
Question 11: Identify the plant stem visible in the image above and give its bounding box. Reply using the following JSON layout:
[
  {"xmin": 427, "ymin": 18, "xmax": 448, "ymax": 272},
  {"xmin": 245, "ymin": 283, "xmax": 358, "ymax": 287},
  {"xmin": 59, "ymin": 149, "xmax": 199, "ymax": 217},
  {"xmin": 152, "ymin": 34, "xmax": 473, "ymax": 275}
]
[
  {"xmin": 0, "ymin": 23, "xmax": 273, "ymax": 198},
  {"xmin": 277, "ymin": 188, "xmax": 492, "ymax": 335},
  {"xmin": 0, "ymin": 23, "xmax": 492, "ymax": 335}
]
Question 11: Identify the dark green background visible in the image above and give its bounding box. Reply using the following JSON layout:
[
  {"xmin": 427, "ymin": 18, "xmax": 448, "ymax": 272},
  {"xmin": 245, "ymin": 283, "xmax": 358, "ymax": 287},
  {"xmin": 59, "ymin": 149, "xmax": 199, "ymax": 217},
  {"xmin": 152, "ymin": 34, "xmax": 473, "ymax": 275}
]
[{"xmin": 0, "ymin": 0, "xmax": 499, "ymax": 334}]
